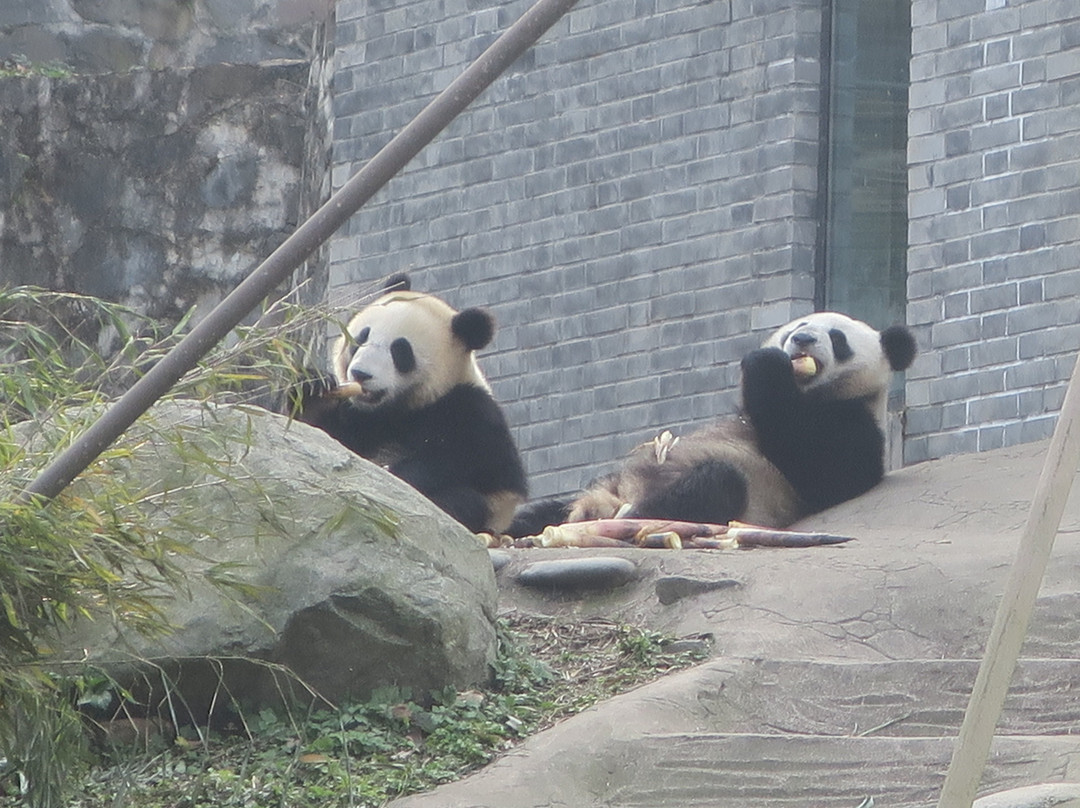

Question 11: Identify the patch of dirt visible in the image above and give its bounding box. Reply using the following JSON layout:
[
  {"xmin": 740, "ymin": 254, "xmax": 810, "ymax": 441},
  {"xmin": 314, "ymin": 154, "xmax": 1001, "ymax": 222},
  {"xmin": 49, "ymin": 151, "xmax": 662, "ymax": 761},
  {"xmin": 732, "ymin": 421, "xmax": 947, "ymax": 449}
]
[{"xmin": 497, "ymin": 610, "xmax": 710, "ymax": 720}]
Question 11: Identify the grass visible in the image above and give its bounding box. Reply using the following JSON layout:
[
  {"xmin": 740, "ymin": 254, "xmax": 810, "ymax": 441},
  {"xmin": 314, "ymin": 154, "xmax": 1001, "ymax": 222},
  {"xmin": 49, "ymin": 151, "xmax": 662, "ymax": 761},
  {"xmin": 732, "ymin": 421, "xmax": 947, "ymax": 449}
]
[{"xmin": 55, "ymin": 615, "xmax": 707, "ymax": 808}]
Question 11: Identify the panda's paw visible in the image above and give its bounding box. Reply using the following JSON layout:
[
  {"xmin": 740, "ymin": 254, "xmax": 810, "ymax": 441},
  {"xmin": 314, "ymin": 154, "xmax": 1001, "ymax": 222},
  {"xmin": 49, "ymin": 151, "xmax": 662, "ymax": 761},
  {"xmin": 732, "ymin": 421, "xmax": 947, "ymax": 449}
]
[
  {"xmin": 738, "ymin": 345, "xmax": 799, "ymax": 388},
  {"xmin": 740, "ymin": 348, "xmax": 801, "ymax": 414},
  {"xmin": 296, "ymin": 370, "xmax": 338, "ymax": 401},
  {"xmin": 281, "ymin": 370, "xmax": 340, "ymax": 421},
  {"xmin": 741, "ymin": 347, "xmax": 795, "ymax": 382},
  {"xmin": 567, "ymin": 489, "xmax": 626, "ymax": 523}
]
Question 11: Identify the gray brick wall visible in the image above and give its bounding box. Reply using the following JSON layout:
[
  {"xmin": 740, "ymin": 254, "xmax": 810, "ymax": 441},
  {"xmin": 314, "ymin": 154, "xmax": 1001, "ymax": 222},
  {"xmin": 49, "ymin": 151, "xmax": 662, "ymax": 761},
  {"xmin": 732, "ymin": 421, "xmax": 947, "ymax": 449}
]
[
  {"xmin": 330, "ymin": 0, "xmax": 826, "ymax": 498},
  {"xmin": 906, "ymin": 0, "xmax": 1080, "ymax": 463}
]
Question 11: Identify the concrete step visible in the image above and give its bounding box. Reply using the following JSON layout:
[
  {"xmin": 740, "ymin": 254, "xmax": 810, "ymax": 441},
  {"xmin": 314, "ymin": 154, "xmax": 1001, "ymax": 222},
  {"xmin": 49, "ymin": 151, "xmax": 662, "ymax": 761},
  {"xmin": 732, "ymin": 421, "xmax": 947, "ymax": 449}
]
[
  {"xmin": 684, "ymin": 657, "xmax": 1080, "ymax": 738},
  {"xmin": 601, "ymin": 734, "xmax": 1080, "ymax": 807},
  {"xmin": 387, "ymin": 657, "xmax": 1080, "ymax": 808}
]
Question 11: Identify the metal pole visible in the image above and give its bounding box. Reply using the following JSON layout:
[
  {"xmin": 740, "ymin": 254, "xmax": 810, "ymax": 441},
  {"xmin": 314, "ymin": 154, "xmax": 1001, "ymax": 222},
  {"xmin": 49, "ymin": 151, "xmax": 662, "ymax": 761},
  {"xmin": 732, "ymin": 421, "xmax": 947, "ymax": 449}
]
[
  {"xmin": 18, "ymin": 0, "xmax": 580, "ymax": 505},
  {"xmin": 936, "ymin": 350, "xmax": 1080, "ymax": 807}
]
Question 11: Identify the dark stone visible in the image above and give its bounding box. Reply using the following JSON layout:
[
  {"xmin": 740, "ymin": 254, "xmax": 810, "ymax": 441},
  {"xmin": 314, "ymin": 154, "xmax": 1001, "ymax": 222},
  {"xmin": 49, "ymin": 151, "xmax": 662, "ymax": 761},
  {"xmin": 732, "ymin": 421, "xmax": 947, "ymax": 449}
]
[
  {"xmin": 0, "ymin": 145, "xmax": 30, "ymax": 207},
  {"xmin": 655, "ymin": 575, "xmax": 740, "ymax": 606},
  {"xmin": 489, "ymin": 549, "xmax": 513, "ymax": 572},
  {"xmin": 660, "ymin": 637, "xmax": 712, "ymax": 656},
  {"xmin": 516, "ymin": 557, "xmax": 638, "ymax": 591}
]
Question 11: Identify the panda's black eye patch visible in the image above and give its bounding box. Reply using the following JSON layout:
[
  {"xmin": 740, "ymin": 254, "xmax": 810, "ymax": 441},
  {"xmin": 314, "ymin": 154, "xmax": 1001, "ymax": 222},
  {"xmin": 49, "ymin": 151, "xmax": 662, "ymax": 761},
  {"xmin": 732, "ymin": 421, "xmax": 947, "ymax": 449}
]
[
  {"xmin": 354, "ymin": 326, "xmax": 370, "ymax": 346},
  {"xmin": 390, "ymin": 338, "xmax": 416, "ymax": 374},
  {"xmin": 828, "ymin": 329, "xmax": 853, "ymax": 362}
]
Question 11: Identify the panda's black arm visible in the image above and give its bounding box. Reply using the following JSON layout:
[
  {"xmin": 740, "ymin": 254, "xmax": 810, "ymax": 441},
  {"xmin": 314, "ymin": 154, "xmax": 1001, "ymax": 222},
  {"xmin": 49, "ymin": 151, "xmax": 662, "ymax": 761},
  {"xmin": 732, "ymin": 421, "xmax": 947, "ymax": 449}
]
[
  {"xmin": 740, "ymin": 347, "xmax": 804, "ymax": 428},
  {"xmin": 741, "ymin": 348, "xmax": 887, "ymax": 511}
]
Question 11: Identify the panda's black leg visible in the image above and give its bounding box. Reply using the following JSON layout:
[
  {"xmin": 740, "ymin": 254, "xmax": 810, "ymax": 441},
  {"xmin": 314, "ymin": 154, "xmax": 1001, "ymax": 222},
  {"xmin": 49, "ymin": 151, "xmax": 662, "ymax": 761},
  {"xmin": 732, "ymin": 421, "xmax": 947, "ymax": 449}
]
[
  {"xmin": 425, "ymin": 487, "xmax": 492, "ymax": 534},
  {"xmin": 507, "ymin": 497, "xmax": 572, "ymax": 538},
  {"xmin": 628, "ymin": 459, "xmax": 748, "ymax": 525}
]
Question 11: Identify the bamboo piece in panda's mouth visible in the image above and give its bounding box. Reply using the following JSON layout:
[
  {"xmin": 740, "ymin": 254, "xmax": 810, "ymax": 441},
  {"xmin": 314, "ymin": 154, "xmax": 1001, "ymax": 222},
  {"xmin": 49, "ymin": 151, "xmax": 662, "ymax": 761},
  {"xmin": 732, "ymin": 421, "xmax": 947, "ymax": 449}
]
[
  {"xmin": 329, "ymin": 381, "xmax": 365, "ymax": 398},
  {"xmin": 791, "ymin": 355, "xmax": 818, "ymax": 378}
]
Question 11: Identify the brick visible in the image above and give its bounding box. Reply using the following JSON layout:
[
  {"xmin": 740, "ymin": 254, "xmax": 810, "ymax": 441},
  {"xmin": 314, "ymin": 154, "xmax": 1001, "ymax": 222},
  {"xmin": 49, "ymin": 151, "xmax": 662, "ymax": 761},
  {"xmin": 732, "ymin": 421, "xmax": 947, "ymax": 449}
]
[
  {"xmin": 969, "ymin": 393, "xmax": 1019, "ymax": 422},
  {"xmin": 969, "ymin": 119, "xmax": 1021, "ymax": 151},
  {"xmin": 931, "ymin": 316, "xmax": 982, "ymax": 349},
  {"xmin": 970, "ymin": 62, "xmax": 1021, "ymax": 95},
  {"xmin": 1047, "ymin": 50, "xmax": 1080, "ymax": 81}
]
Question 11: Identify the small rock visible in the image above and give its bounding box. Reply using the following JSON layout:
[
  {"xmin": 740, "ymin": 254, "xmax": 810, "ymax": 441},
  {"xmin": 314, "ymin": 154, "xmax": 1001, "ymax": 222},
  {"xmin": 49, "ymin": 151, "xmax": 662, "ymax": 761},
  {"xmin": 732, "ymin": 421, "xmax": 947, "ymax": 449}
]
[
  {"xmin": 489, "ymin": 549, "xmax": 513, "ymax": 572},
  {"xmin": 516, "ymin": 556, "xmax": 638, "ymax": 591},
  {"xmin": 660, "ymin": 637, "xmax": 711, "ymax": 657},
  {"xmin": 655, "ymin": 575, "xmax": 740, "ymax": 605}
]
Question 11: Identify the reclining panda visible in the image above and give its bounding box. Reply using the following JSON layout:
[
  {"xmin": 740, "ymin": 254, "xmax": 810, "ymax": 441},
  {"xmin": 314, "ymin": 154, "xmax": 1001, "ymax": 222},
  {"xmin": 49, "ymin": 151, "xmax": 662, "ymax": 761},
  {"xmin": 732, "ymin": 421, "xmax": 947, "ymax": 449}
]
[
  {"xmin": 509, "ymin": 311, "xmax": 917, "ymax": 537},
  {"xmin": 292, "ymin": 276, "xmax": 527, "ymax": 536}
]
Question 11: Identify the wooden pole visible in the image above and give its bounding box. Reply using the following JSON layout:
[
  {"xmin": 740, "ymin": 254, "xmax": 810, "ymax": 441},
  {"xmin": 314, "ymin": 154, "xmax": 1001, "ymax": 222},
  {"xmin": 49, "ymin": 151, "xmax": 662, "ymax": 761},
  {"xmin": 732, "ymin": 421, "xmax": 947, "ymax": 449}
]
[{"xmin": 936, "ymin": 350, "xmax": 1080, "ymax": 807}]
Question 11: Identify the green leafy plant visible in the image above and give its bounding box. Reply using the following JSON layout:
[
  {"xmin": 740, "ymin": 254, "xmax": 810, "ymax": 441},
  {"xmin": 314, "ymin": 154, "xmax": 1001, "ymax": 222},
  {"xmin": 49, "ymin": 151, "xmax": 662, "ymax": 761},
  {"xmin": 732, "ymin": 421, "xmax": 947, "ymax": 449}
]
[
  {"xmin": 64, "ymin": 615, "xmax": 706, "ymax": 808},
  {"xmin": 0, "ymin": 285, "xmax": 342, "ymax": 806}
]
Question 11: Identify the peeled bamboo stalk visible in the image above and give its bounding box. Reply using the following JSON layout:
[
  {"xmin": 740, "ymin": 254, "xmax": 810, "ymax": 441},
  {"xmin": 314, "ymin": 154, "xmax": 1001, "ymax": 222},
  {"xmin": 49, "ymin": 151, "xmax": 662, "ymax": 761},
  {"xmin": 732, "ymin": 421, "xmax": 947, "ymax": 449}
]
[
  {"xmin": 727, "ymin": 521, "xmax": 854, "ymax": 547},
  {"xmin": 501, "ymin": 518, "xmax": 853, "ymax": 549}
]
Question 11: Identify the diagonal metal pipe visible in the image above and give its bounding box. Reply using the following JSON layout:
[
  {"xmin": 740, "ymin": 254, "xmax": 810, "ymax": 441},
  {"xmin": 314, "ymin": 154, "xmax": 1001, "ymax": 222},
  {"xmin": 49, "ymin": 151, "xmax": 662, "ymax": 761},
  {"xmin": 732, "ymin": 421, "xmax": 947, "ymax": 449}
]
[{"xmin": 18, "ymin": 0, "xmax": 581, "ymax": 506}]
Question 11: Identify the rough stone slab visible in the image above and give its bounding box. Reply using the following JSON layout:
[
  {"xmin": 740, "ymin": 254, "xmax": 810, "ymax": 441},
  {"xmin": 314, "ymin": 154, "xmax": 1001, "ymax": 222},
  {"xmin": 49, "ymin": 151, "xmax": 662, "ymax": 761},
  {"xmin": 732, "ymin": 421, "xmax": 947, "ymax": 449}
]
[
  {"xmin": 974, "ymin": 783, "xmax": 1080, "ymax": 807},
  {"xmin": 393, "ymin": 441, "xmax": 1080, "ymax": 807},
  {"xmin": 387, "ymin": 657, "xmax": 1080, "ymax": 807},
  {"xmin": 671, "ymin": 658, "xmax": 1080, "ymax": 738}
]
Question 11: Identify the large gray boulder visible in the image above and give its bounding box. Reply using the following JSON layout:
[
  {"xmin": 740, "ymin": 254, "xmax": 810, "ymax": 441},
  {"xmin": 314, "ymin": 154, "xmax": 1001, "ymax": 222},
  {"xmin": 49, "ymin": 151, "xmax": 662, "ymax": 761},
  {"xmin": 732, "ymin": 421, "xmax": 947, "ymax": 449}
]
[{"xmin": 43, "ymin": 399, "xmax": 498, "ymax": 720}]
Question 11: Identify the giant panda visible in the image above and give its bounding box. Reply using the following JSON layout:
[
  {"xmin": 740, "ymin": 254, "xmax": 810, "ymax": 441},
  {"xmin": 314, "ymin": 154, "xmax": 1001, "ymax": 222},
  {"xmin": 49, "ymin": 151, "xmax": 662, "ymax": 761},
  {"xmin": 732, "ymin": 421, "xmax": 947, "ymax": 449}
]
[
  {"xmin": 292, "ymin": 275, "xmax": 527, "ymax": 535},
  {"xmin": 508, "ymin": 311, "xmax": 917, "ymax": 536}
]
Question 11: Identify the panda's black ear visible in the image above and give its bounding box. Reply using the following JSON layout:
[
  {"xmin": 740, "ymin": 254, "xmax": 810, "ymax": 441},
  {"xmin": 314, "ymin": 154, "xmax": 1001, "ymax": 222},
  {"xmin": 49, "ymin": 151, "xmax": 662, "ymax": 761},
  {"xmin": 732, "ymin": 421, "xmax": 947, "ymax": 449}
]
[
  {"xmin": 383, "ymin": 273, "xmax": 411, "ymax": 292},
  {"xmin": 881, "ymin": 325, "xmax": 917, "ymax": 371},
  {"xmin": 452, "ymin": 308, "xmax": 495, "ymax": 350}
]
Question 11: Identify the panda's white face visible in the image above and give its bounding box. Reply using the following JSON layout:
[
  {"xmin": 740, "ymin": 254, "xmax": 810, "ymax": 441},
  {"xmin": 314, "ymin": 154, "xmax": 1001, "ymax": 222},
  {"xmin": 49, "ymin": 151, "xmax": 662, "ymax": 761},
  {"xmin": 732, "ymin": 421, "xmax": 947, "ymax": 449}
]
[
  {"xmin": 331, "ymin": 291, "xmax": 490, "ymax": 410},
  {"xmin": 762, "ymin": 312, "xmax": 906, "ymax": 403}
]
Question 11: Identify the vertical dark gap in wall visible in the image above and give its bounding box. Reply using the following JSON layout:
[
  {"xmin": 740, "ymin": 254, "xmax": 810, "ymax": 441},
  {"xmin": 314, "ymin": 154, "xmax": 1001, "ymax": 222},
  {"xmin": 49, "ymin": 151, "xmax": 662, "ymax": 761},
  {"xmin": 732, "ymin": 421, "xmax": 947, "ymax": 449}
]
[
  {"xmin": 820, "ymin": 0, "xmax": 910, "ymax": 331},
  {"xmin": 813, "ymin": 0, "xmax": 834, "ymax": 313}
]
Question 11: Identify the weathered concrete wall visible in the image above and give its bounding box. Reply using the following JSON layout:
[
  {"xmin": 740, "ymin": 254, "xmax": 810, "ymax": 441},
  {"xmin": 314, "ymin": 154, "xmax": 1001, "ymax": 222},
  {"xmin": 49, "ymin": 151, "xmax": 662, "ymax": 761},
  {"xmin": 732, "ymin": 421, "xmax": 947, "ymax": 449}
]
[
  {"xmin": 330, "ymin": 0, "xmax": 826, "ymax": 499},
  {"xmin": 905, "ymin": 0, "xmax": 1080, "ymax": 463},
  {"xmin": 0, "ymin": 54, "xmax": 331, "ymax": 324},
  {"xmin": 0, "ymin": 0, "xmax": 334, "ymax": 334},
  {"xmin": 0, "ymin": 0, "xmax": 333, "ymax": 73}
]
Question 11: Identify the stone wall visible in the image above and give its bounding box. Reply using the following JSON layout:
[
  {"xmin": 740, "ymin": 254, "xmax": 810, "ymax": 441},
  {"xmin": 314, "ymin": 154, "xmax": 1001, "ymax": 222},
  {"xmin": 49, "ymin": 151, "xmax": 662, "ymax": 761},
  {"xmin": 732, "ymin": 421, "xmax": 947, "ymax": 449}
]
[
  {"xmin": 0, "ymin": 0, "xmax": 335, "ymax": 332},
  {"xmin": 0, "ymin": 0, "xmax": 332, "ymax": 73},
  {"xmin": 905, "ymin": 0, "xmax": 1080, "ymax": 463},
  {"xmin": 330, "ymin": 0, "xmax": 827, "ymax": 499}
]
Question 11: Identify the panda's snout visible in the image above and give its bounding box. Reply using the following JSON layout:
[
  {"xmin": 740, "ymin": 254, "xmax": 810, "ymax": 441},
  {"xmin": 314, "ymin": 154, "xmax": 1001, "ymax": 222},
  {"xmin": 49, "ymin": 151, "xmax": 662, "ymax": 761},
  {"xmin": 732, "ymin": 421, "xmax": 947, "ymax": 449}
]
[
  {"xmin": 790, "ymin": 332, "xmax": 817, "ymax": 351},
  {"xmin": 350, "ymin": 368, "xmax": 373, "ymax": 384}
]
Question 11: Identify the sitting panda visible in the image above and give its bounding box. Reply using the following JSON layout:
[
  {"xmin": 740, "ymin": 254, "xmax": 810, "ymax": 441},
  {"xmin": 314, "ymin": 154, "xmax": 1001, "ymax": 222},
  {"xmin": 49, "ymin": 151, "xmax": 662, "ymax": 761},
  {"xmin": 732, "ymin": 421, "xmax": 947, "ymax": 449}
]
[
  {"xmin": 508, "ymin": 312, "xmax": 917, "ymax": 536},
  {"xmin": 292, "ymin": 275, "xmax": 527, "ymax": 535}
]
